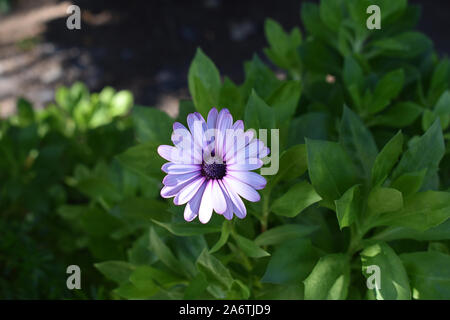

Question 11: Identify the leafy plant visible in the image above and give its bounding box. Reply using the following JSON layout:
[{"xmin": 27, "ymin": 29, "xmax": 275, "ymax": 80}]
[
  {"xmin": 0, "ymin": 84, "xmax": 134, "ymax": 298},
  {"xmin": 105, "ymin": 0, "xmax": 450, "ymax": 300},
  {"xmin": 1, "ymin": 0, "xmax": 450, "ymax": 300}
]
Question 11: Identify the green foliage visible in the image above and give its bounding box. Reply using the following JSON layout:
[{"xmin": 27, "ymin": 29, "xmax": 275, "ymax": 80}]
[
  {"xmin": 0, "ymin": 83, "xmax": 134, "ymax": 298},
  {"xmin": 361, "ymin": 242, "xmax": 411, "ymax": 300},
  {"xmin": 401, "ymin": 251, "xmax": 450, "ymax": 299},
  {"xmin": 2, "ymin": 0, "xmax": 450, "ymax": 300},
  {"xmin": 188, "ymin": 48, "xmax": 222, "ymax": 117},
  {"xmin": 304, "ymin": 253, "xmax": 350, "ymax": 300}
]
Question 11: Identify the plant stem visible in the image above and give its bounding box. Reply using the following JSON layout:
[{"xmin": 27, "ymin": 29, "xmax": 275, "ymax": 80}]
[
  {"xmin": 347, "ymin": 222, "xmax": 371, "ymax": 256},
  {"xmin": 260, "ymin": 191, "xmax": 271, "ymax": 233}
]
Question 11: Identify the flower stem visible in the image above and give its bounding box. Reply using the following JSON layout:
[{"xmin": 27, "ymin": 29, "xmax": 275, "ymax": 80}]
[
  {"xmin": 260, "ymin": 191, "xmax": 271, "ymax": 233},
  {"xmin": 347, "ymin": 222, "xmax": 371, "ymax": 256}
]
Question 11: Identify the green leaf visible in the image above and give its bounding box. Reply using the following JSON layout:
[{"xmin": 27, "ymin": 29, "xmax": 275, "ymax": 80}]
[
  {"xmin": 427, "ymin": 59, "xmax": 450, "ymax": 106},
  {"xmin": 128, "ymin": 232, "xmax": 157, "ymax": 265},
  {"xmin": 368, "ymin": 187, "xmax": 403, "ymax": 216},
  {"xmin": 347, "ymin": 0, "xmax": 407, "ymax": 35},
  {"xmin": 128, "ymin": 269, "xmax": 160, "ymax": 296},
  {"xmin": 112, "ymin": 197, "xmax": 169, "ymax": 222},
  {"xmin": 209, "ymin": 221, "xmax": 232, "ymax": 254},
  {"xmin": 241, "ymin": 55, "xmax": 280, "ymax": 100},
  {"xmin": 299, "ymin": 39, "xmax": 341, "ymax": 75},
  {"xmin": 114, "ymin": 282, "xmax": 157, "ymax": 299},
  {"xmin": 129, "ymin": 265, "xmax": 184, "ymax": 289},
  {"xmin": 401, "ymin": 251, "xmax": 450, "ymax": 299},
  {"xmin": 218, "ymin": 77, "xmax": 244, "ymax": 120},
  {"xmin": 244, "ymin": 90, "xmax": 276, "ymax": 131},
  {"xmin": 340, "ymin": 106, "xmax": 378, "ymax": 179},
  {"xmin": 376, "ymin": 191, "xmax": 450, "ymax": 231},
  {"xmin": 266, "ymin": 80, "xmax": 301, "ymax": 125},
  {"xmin": 370, "ymin": 102, "xmax": 422, "ymax": 128},
  {"xmin": 288, "ymin": 112, "xmax": 332, "ymax": 147},
  {"xmin": 343, "ymin": 56, "xmax": 363, "ymax": 95},
  {"xmin": 94, "ymin": 261, "xmax": 136, "ymax": 284},
  {"xmin": 149, "ymin": 227, "xmax": 183, "ymax": 276},
  {"xmin": 371, "ymin": 32, "xmax": 432, "ymax": 59},
  {"xmin": 319, "ymin": 0, "xmax": 344, "ymax": 31},
  {"xmin": 152, "ymin": 220, "xmax": 221, "ymax": 236},
  {"xmin": 335, "ymin": 185, "xmax": 360, "ymax": 229},
  {"xmin": 369, "ymin": 69, "xmax": 405, "ymax": 114},
  {"xmin": 79, "ymin": 207, "xmax": 122, "ymax": 237},
  {"xmin": 301, "ymin": 3, "xmax": 334, "ymax": 45},
  {"xmin": 427, "ymin": 242, "xmax": 449, "ymax": 255},
  {"xmin": 132, "ymin": 106, "xmax": 173, "ymax": 144},
  {"xmin": 422, "ymin": 90, "xmax": 450, "ymax": 131},
  {"xmin": 116, "ymin": 142, "xmax": 165, "ymax": 180},
  {"xmin": 183, "ymin": 272, "xmax": 209, "ymax": 299},
  {"xmin": 233, "ymin": 234, "xmax": 270, "ymax": 258},
  {"xmin": 337, "ymin": 23, "xmax": 353, "ymax": 57},
  {"xmin": 304, "ymin": 253, "xmax": 350, "ymax": 300},
  {"xmin": 372, "ymin": 219, "xmax": 450, "ymax": 242},
  {"xmin": 391, "ymin": 120, "xmax": 445, "ymax": 182},
  {"xmin": 110, "ymin": 90, "xmax": 133, "ymax": 117},
  {"xmin": 16, "ymin": 98, "xmax": 35, "ymax": 126},
  {"xmin": 361, "ymin": 242, "xmax": 411, "ymax": 300},
  {"xmin": 188, "ymin": 48, "xmax": 221, "ymax": 116},
  {"xmin": 256, "ymin": 284, "xmax": 304, "ymax": 299},
  {"xmin": 431, "ymin": 90, "xmax": 450, "ymax": 130},
  {"xmin": 262, "ymin": 239, "xmax": 320, "ymax": 284},
  {"xmin": 270, "ymin": 144, "xmax": 308, "ymax": 186},
  {"xmin": 196, "ymin": 249, "xmax": 233, "ymax": 290},
  {"xmin": 422, "ymin": 109, "xmax": 437, "ymax": 132},
  {"xmin": 57, "ymin": 204, "xmax": 87, "ymax": 220},
  {"xmin": 226, "ymin": 280, "xmax": 251, "ymax": 299},
  {"xmin": 255, "ymin": 224, "xmax": 318, "ymax": 246},
  {"xmin": 306, "ymin": 139, "xmax": 359, "ymax": 201},
  {"xmin": 264, "ymin": 19, "xmax": 302, "ymax": 71},
  {"xmin": 391, "ymin": 169, "xmax": 426, "ymax": 197},
  {"xmin": 76, "ymin": 177, "xmax": 122, "ymax": 203},
  {"xmin": 271, "ymin": 181, "xmax": 322, "ymax": 217},
  {"xmin": 371, "ymin": 131, "xmax": 403, "ymax": 186},
  {"xmin": 98, "ymin": 86, "xmax": 115, "ymax": 105},
  {"xmin": 264, "ymin": 18, "xmax": 301, "ymax": 49}
]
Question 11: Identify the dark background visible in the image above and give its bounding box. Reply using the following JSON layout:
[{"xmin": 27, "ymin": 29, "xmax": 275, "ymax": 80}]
[{"xmin": 1, "ymin": 0, "xmax": 449, "ymax": 114}]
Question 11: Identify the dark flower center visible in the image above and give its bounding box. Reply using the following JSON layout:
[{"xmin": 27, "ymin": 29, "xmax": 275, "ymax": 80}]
[{"xmin": 201, "ymin": 157, "xmax": 227, "ymax": 180}]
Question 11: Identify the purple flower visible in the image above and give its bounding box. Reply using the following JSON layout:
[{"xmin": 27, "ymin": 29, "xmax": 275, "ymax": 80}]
[{"xmin": 157, "ymin": 108, "xmax": 269, "ymax": 224}]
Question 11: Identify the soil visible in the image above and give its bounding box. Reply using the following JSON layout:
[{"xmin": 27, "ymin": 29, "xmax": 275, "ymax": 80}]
[{"xmin": 0, "ymin": 0, "xmax": 449, "ymax": 117}]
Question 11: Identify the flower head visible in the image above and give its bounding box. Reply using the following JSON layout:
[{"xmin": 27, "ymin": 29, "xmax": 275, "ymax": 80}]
[{"xmin": 157, "ymin": 108, "xmax": 269, "ymax": 223}]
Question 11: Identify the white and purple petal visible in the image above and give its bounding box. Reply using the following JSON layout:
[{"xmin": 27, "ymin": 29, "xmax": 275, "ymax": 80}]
[
  {"xmin": 227, "ymin": 159, "xmax": 264, "ymax": 171},
  {"xmin": 163, "ymin": 171, "xmax": 201, "ymax": 186},
  {"xmin": 198, "ymin": 180, "xmax": 214, "ymax": 224},
  {"xmin": 214, "ymin": 109, "xmax": 233, "ymax": 157},
  {"xmin": 223, "ymin": 176, "xmax": 260, "ymax": 202},
  {"xmin": 175, "ymin": 176, "xmax": 206, "ymax": 205},
  {"xmin": 207, "ymin": 108, "xmax": 218, "ymax": 130},
  {"xmin": 220, "ymin": 179, "xmax": 247, "ymax": 219},
  {"xmin": 161, "ymin": 163, "xmax": 201, "ymax": 174},
  {"xmin": 211, "ymin": 180, "xmax": 227, "ymax": 214},
  {"xmin": 187, "ymin": 112, "xmax": 207, "ymax": 149},
  {"xmin": 184, "ymin": 181, "xmax": 207, "ymax": 222},
  {"xmin": 227, "ymin": 171, "xmax": 267, "ymax": 190}
]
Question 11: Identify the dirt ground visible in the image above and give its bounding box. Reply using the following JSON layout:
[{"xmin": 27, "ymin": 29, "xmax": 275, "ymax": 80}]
[{"xmin": 0, "ymin": 0, "xmax": 449, "ymax": 118}]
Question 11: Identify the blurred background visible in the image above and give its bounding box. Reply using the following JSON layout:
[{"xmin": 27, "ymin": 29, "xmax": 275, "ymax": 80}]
[{"xmin": 0, "ymin": 0, "xmax": 449, "ymax": 117}]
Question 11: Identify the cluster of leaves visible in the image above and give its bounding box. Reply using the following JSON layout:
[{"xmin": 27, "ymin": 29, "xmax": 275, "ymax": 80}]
[
  {"xmin": 93, "ymin": 0, "xmax": 449, "ymax": 300},
  {"xmin": 0, "ymin": 83, "xmax": 134, "ymax": 298},
  {"xmin": 2, "ymin": 0, "xmax": 450, "ymax": 300}
]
